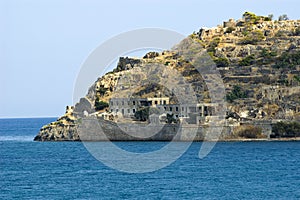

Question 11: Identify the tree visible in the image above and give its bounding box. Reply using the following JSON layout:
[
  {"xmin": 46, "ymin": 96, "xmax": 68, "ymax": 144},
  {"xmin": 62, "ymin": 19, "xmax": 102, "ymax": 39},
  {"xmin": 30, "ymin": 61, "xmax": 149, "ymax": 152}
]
[
  {"xmin": 268, "ymin": 14, "xmax": 274, "ymax": 21},
  {"xmin": 272, "ymin": 121, "xmax": 300, "ymax": 138},
  {"xmin": 278, "ymin": 14, "xmax": 289, "ymax": 21},
  {"xmin": 94, "ymin": 98, "xmax": 109, "ymax": 111},
  {"xmin": 134, "ymin": 107, "xmax": 149, "ymax": 121},
  {"xmin": 166, "ymin": 113, "xmax": 177, "ymax": 124}
]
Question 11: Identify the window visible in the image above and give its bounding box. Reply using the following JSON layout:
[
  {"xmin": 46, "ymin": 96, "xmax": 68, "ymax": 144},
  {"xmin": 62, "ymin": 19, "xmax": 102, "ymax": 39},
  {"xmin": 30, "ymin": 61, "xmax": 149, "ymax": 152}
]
[
  {"xmin": 176, "ymin": 107, "xmax": 178, "ymax": 112},
  {"xmin": 155, "ymin": 101, "xmax": 158, "ymax": 105},
  {"xmin": 111, "ymin": 109, "xmax": 113, "ymax": 112},
  {"xmin": 111, "ymin": 101, "xmax": 113, "ymax": 106},
  {"xmin": 122, "ymin": 101, "xmax": 124, "ymax": 105},
  {"xmin": 116, "ymin": 109, "xmax": 119, "ymax": 112},
  {"xmin": 170, "ymin": 107, "xmax": 173, "ymax": 111},
  {"xmin": 163, "ymin": 100, "xmax": 166, "ymax": 105},
  {"xmin": 133, "ymin": 101, "xmax": 136, "ymax": 105},
  {"xmin": 127, "ymin": 109, "xmax": 130, "ymax": 113},
  {"xmin": 133, "ymin": 109, "xmax": 136, "ymax": 113}
]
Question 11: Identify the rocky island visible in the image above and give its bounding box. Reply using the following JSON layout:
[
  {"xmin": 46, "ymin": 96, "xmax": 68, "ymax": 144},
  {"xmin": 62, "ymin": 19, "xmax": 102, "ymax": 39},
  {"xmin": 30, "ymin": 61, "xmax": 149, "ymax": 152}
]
[{"xmin": 34, "ymin": 12, "xmax": 300, "ymax": 141}]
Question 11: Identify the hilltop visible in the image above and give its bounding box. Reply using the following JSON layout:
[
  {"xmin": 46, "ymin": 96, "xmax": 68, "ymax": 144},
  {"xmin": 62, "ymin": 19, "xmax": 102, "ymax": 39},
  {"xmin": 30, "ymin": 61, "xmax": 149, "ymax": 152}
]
[{"xmin": 34, "ymin": 12, "xmax": 300, "ymax": 141}]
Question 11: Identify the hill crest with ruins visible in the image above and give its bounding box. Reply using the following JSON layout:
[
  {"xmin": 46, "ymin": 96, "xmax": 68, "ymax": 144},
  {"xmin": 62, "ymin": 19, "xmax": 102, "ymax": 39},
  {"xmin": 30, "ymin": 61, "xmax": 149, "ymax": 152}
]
[{"xmin": 34, "ymin": 12, "xmax": 300, "ymax": 141}]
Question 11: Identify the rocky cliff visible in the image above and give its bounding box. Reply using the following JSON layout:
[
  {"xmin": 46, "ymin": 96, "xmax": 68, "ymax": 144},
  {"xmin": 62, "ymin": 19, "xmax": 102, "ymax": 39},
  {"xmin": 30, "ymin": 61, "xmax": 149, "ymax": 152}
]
[{"xmin": 34, "ymin": 12, "xmax": 300, "ymax": 141}]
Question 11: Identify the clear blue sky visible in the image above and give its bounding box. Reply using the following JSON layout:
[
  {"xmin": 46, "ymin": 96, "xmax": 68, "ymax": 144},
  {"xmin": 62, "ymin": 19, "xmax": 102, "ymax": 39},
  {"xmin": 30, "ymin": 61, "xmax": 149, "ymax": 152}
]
[{"xmin": 1, "ymin": 0, "xmax": 299, "ymax": 118}]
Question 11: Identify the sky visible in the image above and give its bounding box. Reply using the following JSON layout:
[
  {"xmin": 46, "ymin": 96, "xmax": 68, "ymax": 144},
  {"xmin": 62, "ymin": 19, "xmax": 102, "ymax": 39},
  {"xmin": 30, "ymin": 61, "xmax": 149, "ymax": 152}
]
[{"xmin": 0, "ymin": 0, "xmax": 299, "ymax": 118}]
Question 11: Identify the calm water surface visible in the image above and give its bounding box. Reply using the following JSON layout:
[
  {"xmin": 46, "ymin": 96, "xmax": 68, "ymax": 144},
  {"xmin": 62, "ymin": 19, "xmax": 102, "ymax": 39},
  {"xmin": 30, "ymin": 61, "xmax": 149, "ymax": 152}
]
[{"xmin": 1, "ymin": 118, "xmax": 300, "ymax": 199}]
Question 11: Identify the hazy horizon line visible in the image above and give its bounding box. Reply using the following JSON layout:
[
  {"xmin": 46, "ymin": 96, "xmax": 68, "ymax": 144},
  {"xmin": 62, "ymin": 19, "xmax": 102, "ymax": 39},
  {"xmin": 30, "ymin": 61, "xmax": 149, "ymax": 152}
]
[{"xmin": 0, "ymin": 116, "xmax": 58, "ymax": 119}]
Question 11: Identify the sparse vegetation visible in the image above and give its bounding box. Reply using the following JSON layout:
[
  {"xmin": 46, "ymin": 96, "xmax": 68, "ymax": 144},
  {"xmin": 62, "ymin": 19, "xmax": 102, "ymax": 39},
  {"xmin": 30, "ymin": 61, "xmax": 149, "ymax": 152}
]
[
  {"xmin": 294, "ymin": 75, "xmax": 300, "ymax": 83},
  {"xmin": 260, "ymin": 48, "xmax": 277, "ymax": 58},
  {"xmin": 294, "ymin": 27, "xmax": 300, "ymax": 36},
  {"xmin": 239, "ymin": 55, "xmax": 255, "ymax": 66},
  {"xmin": 275, "ymin": 30, "xmax": 288, "ymax": 38},
  {"xmin": 277, "ymin": 79, "xmax": 289, "ymax": 86},
  {"xmin": 214, "ymin": 57, "xmax": 230, "ymax": 67},
  {"xmin": 243, "ymin": 12, "xmax": 272, "ymax": 24},
  {"xmin": 234, "ymin": 125, "xmax": 264, "ymax": 139},
  {"xmin": 273, "ymin": 51, "xmax": 300, "ymax": 69},
  {"xmin": 243, "ymin": 12, "xmax": 261, "ymax": 24},
  {"xmin": 240, "ymin": 30, "xmax": 265, "ymax": 45},
  {"xmin": 207, "ymin": 37, "xmax": 221, "ymax": 53},
  {"xmin": 259, "ymin": 48, "xmax": 277, "ymax": 64}
]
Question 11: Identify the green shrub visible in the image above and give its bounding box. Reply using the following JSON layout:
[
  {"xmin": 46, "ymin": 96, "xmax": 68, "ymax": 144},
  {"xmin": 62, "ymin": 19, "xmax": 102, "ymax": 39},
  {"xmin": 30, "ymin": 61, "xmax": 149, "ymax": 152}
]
[
  {"xmin": 294, "ymin": 75, "xmax": 300, "ymax": 83},
  {"xmin": 259, "ymin": 48, "xmax": 277, "ymax": 64},
  {"xmin": 214, "ymin": 57, "xmax": 230, "ymax": 67},
  {"xmin": 277, "ymin": 79, "xmax": 289, "ymax": 86},
  {"xmin": 95, "ymin": 98, "xmax": 109, "ymax": 111},
  {"xmin": 242, "ymin": 12, "xmax": 273, "ymax": 24},
  {"xmin": 225, "ymin": 27, "xmax": 236, "ymax": 34},
  {"xmin": 260, "ymin": 48, "xmax": 277, "ymax": 58},
  {"xmin": 97, "ymin": 87, "xmax": 108, "ymax": 96},
  {"xmin": 271, "ymin": 121, "xmax": 300, "ymax": 138},
  {"xmin": 166, "ymin": 113, "xmax": 177, "ymax": 124},
  {"xmin": 243, "ymin": 12, "xmax": 261, "ymax": 24},
  {"xmin": 226, "ymin": 85, "xmax": 247, "ymax": 102},
  {"xmin": 239, "ymin": 55, "xmax": 255, "ymax": 66}
]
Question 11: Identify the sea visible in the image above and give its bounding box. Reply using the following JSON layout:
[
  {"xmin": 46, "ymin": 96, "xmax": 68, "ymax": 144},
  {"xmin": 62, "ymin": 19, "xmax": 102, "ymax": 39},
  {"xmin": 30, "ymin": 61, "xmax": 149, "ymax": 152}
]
[{"xmin": 1, "ymin": 118, "xmax": 300, "ymax": 199}]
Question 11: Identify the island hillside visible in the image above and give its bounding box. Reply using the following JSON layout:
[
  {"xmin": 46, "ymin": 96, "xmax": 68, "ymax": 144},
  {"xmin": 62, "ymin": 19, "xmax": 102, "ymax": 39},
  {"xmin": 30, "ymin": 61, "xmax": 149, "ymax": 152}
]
[{"xmin": 34, "ymin": 12, "xmax": 300, "ymax": 141}]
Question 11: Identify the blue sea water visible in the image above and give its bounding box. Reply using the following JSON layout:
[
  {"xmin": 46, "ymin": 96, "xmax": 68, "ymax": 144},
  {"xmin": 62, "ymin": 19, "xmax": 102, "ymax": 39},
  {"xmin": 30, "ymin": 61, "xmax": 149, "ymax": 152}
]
[{"xmin": 1, "ymin": 118, "xmax": 300, "ymax": 199}]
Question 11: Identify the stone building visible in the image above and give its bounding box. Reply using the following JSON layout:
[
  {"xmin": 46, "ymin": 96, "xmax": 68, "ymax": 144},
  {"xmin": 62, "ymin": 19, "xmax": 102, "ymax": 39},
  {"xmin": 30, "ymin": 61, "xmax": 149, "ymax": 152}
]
[
  {"xmin": 156, "ymin": 103, "xmax": 216, "ymax": 118},
  {"xmin": 109, "ymin": 97, "xmax": 170, "ymax": 117},
  {"xmin": 261, "ymin": 86, "xmax": 300, "ymax": 101},
  {"xmin": 109, "ymin": 96, "xmax": 219, "ymax": 125}
]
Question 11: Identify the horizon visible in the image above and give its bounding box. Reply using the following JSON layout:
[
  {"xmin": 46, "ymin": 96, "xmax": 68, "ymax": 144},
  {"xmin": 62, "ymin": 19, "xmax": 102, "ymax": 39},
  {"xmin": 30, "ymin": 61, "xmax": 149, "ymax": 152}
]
[{"xmin": 1, "ymin": 0, "xmax": 300, "ymax": 118}]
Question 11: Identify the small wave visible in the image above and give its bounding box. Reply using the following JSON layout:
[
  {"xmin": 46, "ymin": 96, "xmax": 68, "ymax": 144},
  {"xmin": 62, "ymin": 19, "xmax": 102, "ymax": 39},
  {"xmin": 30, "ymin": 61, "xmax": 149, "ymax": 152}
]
[{"xmin": 0, "ymin": 135, "xmax": 34, "ymax": 142}]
